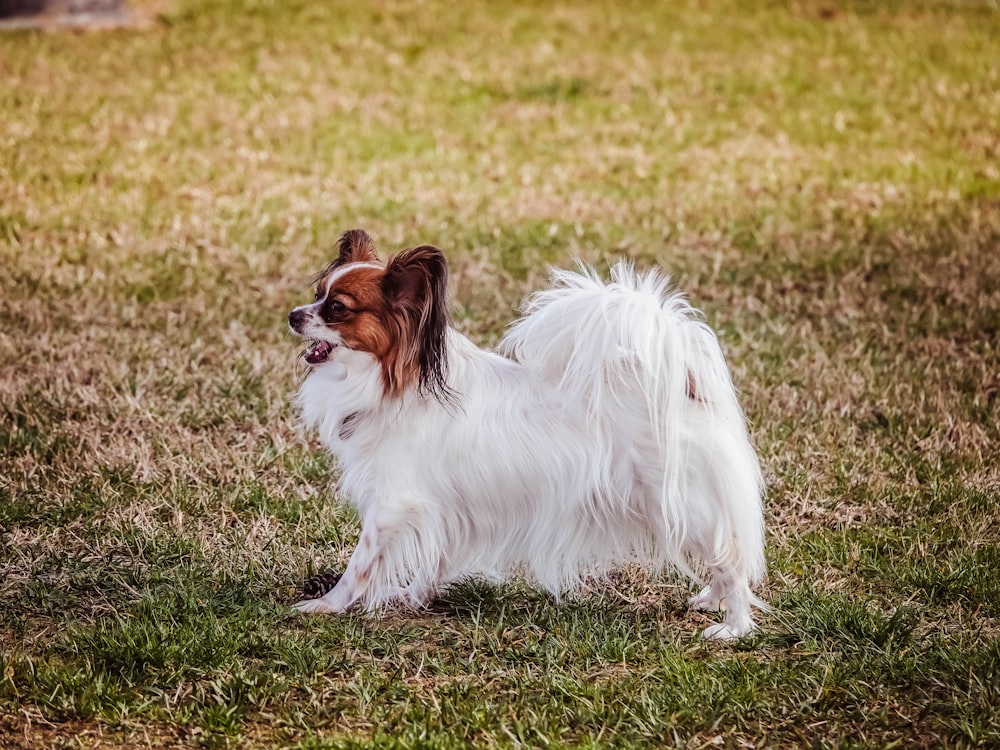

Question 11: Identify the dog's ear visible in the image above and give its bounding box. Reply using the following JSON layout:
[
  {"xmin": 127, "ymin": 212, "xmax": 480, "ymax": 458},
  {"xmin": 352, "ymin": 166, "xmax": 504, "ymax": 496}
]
[
  {"xmin": 312, "ymin": 230, "xmax": 378, "ymax": 288},
  {"xmin": 334, "ymin": 229, "xmax": 379, "ymax": 267},
  {"xmin": 383, "ymin": 245, "xmax": 454, "ymax": 404}
]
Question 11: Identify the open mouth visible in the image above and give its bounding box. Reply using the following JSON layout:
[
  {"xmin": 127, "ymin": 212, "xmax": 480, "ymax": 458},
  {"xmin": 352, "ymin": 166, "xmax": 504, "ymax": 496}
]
[{"xmin": 304, "ymin": 340, "xmax": 337, "ymax": 365}]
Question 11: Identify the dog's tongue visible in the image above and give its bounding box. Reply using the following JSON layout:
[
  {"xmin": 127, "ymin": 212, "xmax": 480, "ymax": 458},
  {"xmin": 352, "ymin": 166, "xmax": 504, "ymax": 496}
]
[{"xmin": 305, "ymin": 341, "xmax": 334, "ymax": 364}]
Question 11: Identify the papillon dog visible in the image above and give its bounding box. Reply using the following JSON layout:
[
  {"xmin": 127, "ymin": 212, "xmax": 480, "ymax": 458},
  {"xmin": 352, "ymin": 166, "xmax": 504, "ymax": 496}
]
[{"xmin": 288, "ymin": 229, "xmax": 766, "ymax": 639}]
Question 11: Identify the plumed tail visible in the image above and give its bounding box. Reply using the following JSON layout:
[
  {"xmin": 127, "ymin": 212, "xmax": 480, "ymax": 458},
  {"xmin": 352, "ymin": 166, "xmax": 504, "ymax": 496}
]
[{"xmin": 498, "ymin": 262, "xmax": 765, "ymax": 586}]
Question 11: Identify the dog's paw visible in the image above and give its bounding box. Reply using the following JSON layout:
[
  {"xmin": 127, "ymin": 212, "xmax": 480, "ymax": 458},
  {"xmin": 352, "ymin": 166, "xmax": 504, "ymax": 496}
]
[
  {"xmin": 701, "ymin": 621, "xmax": 755, "ymax": 641},
  {"xmin": 701, "ymin": 623, "xmax": 742, "ymax": 641},
  {"xmin": 292, "ymin": 598, "xmax": 341, "ymax": 614},
  {"xmin": 687, "ymin": 585, "xmax": 723, "ymax": 612}
]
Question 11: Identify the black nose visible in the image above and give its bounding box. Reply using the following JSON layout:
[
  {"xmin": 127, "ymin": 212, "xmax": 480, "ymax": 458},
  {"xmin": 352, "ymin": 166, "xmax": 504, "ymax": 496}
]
[{"xmin": 288, "ymin": 308, "xmax": 305, "ymax": 330}]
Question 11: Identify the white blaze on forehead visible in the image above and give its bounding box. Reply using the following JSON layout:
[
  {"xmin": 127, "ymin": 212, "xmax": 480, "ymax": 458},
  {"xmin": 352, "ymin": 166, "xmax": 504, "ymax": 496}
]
[{"xmin": 321, "ymin": 262, "xmax": 384, "ymax": 297}]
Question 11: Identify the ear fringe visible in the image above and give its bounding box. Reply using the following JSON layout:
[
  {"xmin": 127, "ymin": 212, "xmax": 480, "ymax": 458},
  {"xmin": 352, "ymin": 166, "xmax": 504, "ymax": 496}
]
[
  {"xmin": 383, "ymin": 245, "xmax": 456, "ymax": 405},
  {"xmin": 316, "ymin": 229, "xmax": 379, "ymax": 281}
]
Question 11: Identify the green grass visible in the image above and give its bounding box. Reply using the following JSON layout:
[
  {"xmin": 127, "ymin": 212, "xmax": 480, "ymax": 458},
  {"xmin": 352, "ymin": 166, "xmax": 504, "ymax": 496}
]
[{"xmin": 2, "ymin": 0, "xmax": 999, "ymax": 746}]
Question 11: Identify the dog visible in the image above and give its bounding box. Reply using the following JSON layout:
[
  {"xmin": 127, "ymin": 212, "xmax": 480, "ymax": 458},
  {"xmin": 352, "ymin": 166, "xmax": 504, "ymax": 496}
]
[{"xmin": 288, "ymin": 229, "xmax": 766, "ymax": 639}]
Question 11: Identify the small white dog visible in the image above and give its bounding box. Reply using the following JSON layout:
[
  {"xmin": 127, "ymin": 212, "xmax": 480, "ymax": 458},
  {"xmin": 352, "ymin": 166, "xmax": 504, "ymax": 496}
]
[{"xmin": 288, "ymin": 229, "xmax": 766, "ymax": 639}]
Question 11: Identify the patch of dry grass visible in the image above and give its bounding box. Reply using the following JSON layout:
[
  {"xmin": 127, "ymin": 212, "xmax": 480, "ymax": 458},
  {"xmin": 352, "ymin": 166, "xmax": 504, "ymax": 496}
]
[{"xmin": 1, "ymin": 0, "xmax": 999, "ymax": 746}]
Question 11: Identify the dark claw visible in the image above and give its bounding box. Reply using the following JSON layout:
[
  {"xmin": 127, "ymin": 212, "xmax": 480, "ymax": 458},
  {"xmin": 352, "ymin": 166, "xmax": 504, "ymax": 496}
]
[{"xmin": 302, "ymin": 570, "xmax": 342, "ymax": 599}]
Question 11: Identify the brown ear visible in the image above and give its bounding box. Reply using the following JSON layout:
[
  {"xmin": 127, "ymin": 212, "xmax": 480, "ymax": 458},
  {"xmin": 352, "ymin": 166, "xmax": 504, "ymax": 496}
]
[
  {"xmin": 383, "ymin": 245, "xmax": 454, "ymax": 404},
  {"xmin": 333, "ymin": 229, "xmax": 379, "ymax": 267}
]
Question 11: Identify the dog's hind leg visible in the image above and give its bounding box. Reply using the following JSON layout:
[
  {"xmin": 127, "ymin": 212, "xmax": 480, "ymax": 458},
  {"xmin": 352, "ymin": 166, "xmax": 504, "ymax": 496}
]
[
  {"xmin": 688, "ymin": 565, "xmax": 756, "ymax": 640},
  {"xmin": 679, "ymin": 448, "xmax": 765, "ymax": 640}
]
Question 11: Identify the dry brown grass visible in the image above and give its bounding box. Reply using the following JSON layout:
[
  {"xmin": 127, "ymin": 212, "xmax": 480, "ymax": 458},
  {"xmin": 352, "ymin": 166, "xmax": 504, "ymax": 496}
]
[{"xmin": 1, "ymin": 0, "xmax": 999, "ymax": 746}]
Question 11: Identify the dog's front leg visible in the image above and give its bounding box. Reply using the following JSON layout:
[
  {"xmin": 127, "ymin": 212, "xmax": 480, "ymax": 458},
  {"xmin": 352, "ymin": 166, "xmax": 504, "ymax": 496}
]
[
  {"xmin": 293, "ymin": 500, "xmax": 437, "ymax": 614},
  {"xmin": 293, "ymin": 523, "xmax": 383, "ymax": 614}
]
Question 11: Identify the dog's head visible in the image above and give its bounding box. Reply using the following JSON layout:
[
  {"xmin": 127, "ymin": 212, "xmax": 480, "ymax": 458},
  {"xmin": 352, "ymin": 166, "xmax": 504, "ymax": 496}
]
[{"xmin": 288, "ymin": 229, "xmax": 452, "ymax": 401}]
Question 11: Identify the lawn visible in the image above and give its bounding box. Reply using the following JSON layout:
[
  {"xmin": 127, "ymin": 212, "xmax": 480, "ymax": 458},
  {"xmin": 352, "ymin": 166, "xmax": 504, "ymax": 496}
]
[{"xmin": 1, "ymin": 0, "xmax": 998, "ymax": 747}]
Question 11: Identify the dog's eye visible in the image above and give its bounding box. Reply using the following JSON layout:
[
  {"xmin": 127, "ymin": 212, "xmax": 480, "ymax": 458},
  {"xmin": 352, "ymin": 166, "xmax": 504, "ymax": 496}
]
[{"xmin": 323, "ymin": 299, "xmax": 350, "ymax": 323}]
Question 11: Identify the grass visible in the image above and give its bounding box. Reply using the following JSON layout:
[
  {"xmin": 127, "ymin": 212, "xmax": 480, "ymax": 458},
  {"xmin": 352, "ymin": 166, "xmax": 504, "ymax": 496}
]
[{"xmin": 1, "ymin": 0, "xmax": 999, "ymax": 746}]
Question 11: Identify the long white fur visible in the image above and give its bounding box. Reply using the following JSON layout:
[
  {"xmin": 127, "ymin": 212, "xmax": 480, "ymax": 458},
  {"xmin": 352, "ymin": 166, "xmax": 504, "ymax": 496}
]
[{"xmin": 294, "ymin": 261, "xmax": 766, "ymax": 639}]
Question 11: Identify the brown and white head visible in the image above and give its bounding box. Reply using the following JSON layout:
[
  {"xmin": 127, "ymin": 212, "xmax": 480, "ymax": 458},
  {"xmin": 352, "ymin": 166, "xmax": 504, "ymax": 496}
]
[{"xmin": 288, "ymin": 229, "xmax": 453, "ymax": 402}]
